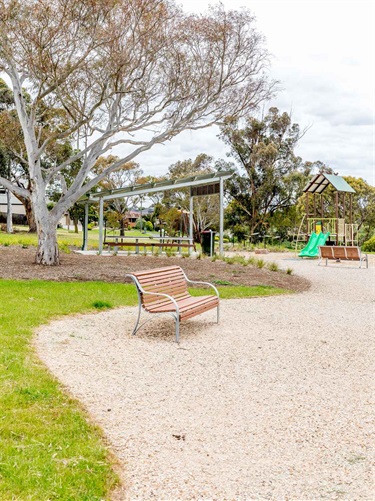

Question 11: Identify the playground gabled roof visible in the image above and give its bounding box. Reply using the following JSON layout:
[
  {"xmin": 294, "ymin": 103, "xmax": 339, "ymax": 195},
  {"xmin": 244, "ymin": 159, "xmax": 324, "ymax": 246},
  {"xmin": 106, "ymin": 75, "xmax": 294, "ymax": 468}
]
[{"xmin": 303, "ymin": 173, "xmax": 355, "ymax": 194}]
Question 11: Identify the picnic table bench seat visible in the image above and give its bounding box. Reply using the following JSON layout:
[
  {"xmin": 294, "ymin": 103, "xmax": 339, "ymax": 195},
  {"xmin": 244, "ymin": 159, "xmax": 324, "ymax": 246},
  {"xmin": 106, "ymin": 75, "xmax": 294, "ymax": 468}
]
[
  {"xmin": 126, "ymin": 265, "xmax": 219, "ymax": 342},
  {"xmin": 318, "ymin": 245, "xmax": 368, "ymax": 268},
  {"xmin": 105, "ymin": 238, "xmax": 196, "ymax": 254}
]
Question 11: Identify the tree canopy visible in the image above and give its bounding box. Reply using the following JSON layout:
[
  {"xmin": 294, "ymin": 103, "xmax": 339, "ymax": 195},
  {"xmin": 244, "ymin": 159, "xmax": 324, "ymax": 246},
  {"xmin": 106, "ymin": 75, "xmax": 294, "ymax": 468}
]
[
  {"xmin": 0, "ymin": 0, "xmax": 273, "ymax": 264},
  {"xmin": 220, "ymin": 107, "xmax": 307, "ymax": 237}
]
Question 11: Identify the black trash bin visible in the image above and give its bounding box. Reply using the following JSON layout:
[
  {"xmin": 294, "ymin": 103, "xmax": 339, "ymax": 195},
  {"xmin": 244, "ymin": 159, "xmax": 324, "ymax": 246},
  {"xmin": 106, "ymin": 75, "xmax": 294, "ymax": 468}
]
[{"xmin": 201, "ymin": 230, "xmax": 216, "ymax": 256}]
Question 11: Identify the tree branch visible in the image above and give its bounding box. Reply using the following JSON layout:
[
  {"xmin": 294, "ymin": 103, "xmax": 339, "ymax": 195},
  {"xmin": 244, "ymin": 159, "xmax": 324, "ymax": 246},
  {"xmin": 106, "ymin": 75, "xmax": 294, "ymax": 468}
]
[{"xmin": 0, "ymin": 175, "xmax": 30, "ymax": 199}]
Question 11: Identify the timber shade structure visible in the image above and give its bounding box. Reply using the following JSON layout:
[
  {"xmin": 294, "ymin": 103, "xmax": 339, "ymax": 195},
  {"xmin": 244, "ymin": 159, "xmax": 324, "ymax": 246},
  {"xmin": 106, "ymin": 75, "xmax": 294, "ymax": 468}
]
[{"xmin": 80, "ymin": 169, "xmax": 234, "ymax": 255}]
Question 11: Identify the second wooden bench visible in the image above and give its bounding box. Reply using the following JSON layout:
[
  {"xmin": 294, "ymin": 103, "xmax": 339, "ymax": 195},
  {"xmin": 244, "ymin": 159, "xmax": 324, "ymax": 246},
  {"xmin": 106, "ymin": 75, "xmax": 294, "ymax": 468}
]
[{"xmin": 318, "ymin": 246, "xmax": 368, "ymax": 268}]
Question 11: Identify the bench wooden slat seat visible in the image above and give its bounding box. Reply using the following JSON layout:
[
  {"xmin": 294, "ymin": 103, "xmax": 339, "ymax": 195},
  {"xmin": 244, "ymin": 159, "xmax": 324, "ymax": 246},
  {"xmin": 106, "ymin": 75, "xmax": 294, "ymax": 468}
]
[
  {"xmin": 318, "ymin": 245, "xmax": 368, "ymax": 268},
  {"xmin": 126, "ymin": 265, "xmax": 219, "ymax": 342}
]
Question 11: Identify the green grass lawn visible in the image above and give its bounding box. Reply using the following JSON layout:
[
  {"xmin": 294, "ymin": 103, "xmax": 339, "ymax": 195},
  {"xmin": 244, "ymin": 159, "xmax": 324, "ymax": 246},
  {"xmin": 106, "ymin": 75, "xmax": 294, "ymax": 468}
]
[
  {"xmin": 0, "ymin": 227, "xmax": 179, "ymax": 252},
  {"xmin": 0, "ymin": 280, "xmax": 139, "ymax": 501},
  {"xmin": 0, "ymin": 227, "xmax": 93, "ymax": 250},
  {"xmin": 191, "ymin": 284, "xmax": 291, "ymax": 298},
  {"xmin": 0, "ymin": 278, "xmax": 290, "ymax": 500}
]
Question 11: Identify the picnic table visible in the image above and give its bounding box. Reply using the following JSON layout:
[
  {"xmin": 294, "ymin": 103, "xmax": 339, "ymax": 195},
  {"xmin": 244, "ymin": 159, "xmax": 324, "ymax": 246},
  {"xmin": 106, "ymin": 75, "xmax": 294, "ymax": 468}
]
[{"xmin": 105, "ymin": 235, "xmax": 196, "ymax": 254}]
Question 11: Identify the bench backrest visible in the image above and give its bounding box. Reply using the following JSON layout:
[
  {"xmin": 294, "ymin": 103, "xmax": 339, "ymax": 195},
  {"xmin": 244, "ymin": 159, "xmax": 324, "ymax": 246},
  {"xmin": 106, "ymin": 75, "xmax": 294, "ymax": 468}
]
[
  {"xmin": 319, "ymin": 245, "xmax": 361, "ymax": 260},
  {"xmin": 319, "ymin": 246, "xmax": 334, "ymax": 259},
  {"xmin": 130, "ymin": 265, "xmax": 189, "ymax": 308},
  {"xmin": 332, "ymin": 247, "xmax": 347, "ymax": 260},
  {"xmin": 345, "ymin": 247, "xmax": 361, "ymax": 260}
]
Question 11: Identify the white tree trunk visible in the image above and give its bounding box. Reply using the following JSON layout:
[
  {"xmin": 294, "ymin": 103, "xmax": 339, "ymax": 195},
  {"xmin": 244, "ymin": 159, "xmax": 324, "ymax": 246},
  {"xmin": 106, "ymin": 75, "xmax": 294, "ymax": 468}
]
[
  {"xmin": 6, "ymin": 189, "xmax": 13, "ymax": 233},
  {"xmin": 32, "ymin": 187, "xmax": 60, "ymax": 265},
  {"xmin": 35, "ymin": 217, "xmax": 60, "ymax": 265}
]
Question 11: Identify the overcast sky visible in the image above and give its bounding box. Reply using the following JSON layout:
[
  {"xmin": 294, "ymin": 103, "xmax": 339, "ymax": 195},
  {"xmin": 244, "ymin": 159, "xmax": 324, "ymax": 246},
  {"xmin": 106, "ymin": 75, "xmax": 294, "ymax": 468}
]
[{"xmin": 136, "ymin": 0, "xmax": 375, "ymax": 185}]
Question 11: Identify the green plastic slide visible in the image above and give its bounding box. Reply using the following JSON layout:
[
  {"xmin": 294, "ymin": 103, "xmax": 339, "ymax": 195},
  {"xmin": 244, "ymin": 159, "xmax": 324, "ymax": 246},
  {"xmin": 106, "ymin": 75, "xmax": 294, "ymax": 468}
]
[{"xmin": 299, "ymin": 231, "xmax": 330, "ymax": 258}]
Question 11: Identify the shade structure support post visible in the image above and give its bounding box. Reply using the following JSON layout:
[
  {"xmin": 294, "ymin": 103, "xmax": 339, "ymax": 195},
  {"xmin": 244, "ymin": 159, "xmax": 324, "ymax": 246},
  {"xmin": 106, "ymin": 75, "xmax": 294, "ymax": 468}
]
[
  {"xmin": 98, "ymin": 197, "xmax": 104, "ymax": 255},
  {"xmin": 189, "ymin": 190, "xmax": 194, "ymax": 255},
  {"xmin": 82, "ymin": 202, "xmax": 89, "ymax": 251},
  {"xmin": 219, "ymin": 177, "xmax": 224, "ymax": 256},
  {"xmin": 335, "ymin": 191, "xmax": 339, "ymax": 244}
]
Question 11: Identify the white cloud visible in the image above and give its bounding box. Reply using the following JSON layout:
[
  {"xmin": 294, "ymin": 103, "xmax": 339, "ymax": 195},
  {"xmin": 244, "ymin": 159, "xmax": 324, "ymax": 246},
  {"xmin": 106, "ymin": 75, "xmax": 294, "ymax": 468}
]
[{"xmin": 134, "ymin": 0, "xmax": 374, "ymax": 185}]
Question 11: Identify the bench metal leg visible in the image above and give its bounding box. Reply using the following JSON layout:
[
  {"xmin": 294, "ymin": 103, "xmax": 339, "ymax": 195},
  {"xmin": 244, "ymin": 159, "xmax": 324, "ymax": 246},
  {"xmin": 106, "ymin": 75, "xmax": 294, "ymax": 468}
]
[
  {"xmin": 175, "ymin": 316, "xmax": 180, "ymax": 343},
  {"xmin": 360, "ymin": 255, "xmax": 368, "ymax": 269},
  {"xmin": 132, "ymin": 300, "xmax": 142, "ymax": 335},
  {"xmin": 217, "ymin": 304, "xmax": 220, "ymax": 323}
]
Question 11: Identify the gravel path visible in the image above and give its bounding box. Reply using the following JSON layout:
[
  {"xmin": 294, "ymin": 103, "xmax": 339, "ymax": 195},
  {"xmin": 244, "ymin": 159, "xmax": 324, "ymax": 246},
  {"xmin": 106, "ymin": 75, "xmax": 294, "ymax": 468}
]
[{"xmin": 35, "ymin": 253, "xmax": 375, "ymax": 500}]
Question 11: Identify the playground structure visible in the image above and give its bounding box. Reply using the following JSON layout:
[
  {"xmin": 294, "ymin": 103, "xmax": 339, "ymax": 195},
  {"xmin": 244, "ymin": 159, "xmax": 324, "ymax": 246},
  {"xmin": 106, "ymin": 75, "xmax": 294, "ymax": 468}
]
[{"xmin": 296, "ymin": 173, "xmax": 357, "ymax": 257}]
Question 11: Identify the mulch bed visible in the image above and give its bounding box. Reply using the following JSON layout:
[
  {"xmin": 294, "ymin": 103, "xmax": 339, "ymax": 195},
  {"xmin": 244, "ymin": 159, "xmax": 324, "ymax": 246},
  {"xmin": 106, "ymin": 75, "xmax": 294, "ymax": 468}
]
[{"xmin": 0, "ymin": 246, "xmax": 310, "ymax": 292}]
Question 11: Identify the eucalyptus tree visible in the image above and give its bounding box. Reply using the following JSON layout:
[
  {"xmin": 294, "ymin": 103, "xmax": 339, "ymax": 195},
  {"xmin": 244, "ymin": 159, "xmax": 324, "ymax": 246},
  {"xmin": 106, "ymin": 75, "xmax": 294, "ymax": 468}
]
[
  {"xmin": 221, "ymin": 107, "xmax": 306, "ymax": 237},
  {"xmin": 0, "ymin": 0, "xmax": 273, "ymax": 264}
]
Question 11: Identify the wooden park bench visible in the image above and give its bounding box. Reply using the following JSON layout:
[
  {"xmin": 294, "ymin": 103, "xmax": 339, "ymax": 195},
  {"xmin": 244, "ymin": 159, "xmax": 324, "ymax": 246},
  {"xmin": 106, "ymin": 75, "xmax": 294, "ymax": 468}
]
[
  {"xmin": 318, "ymin": 245, "xmax": 368, "ymax": 268},
  {"xmin": 126, "ymin": 265, "xmax": 219, "ymax": 342}
]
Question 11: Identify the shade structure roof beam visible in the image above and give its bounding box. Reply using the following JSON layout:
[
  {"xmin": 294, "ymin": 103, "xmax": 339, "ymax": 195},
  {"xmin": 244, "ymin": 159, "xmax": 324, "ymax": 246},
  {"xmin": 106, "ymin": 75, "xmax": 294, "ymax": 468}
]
[{"xmin": 84, "ymin": 170, "xmax": 234, "ymax": 202}]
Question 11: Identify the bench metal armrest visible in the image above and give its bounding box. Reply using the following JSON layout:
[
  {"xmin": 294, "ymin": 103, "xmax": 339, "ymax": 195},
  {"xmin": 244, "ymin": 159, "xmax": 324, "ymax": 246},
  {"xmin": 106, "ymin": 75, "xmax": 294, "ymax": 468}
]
[
  {"xmin": 184, "ymin": 278, "xmax": 220, "ymax": 298},
  {"xmin": 126, "ymin": 274, "xmax": 180, "ymax": 316},
  {"xmin": 141, "ymin": 290, "xmax": 180, "ymax": 316}
]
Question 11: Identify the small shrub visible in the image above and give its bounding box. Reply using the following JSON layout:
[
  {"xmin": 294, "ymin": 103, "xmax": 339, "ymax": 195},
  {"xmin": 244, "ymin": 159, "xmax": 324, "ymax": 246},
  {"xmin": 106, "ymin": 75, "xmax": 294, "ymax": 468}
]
[
  {"xmin": 165, "ymin": 248, "xmax": 176, "ymax": 257},
  {"xmin": 22, "ymin": 244, "xmax": 28, "ymax": 249},
  {"xmin": 3, "ymin": 241, "xmax": 10, "ymax": 247},
  {"xmin": 362, "ymin": 235, "xmax": 375, "ymax": 252},
  {"xmin": 135, "ymin": 219, "xmax": 153, "ymax": 231},
  {"xmin": 267, "ymin": 262, "xmax": 279, "ymax": 272},
  {"xmin": 286, "ymin": 267, "xmax": 293, "ymax": 275},
  {"xmin": 224, "ymin": 257, "xmax": 235, "ymax": 265},
  {"xmin": 223, "ymin": 255, "xmax": 247, "ymax": 266},
  {"xmin": 255, "ymin": 258, "xmax": 265, "ymax": 269},
  {"xmin": 92, "ymin": 300, "xmax": 112, "ymax": 309},
  {"xmin": 246, "ymin": 256, "xmax": 257, "ymax": 266},
  {"xmin": 213, "ymin": 279, "xmax": 234, "ymax": 286},
  {"xmin": 58, "ymin": 243, "xmax": 71, "ymax": 254}
]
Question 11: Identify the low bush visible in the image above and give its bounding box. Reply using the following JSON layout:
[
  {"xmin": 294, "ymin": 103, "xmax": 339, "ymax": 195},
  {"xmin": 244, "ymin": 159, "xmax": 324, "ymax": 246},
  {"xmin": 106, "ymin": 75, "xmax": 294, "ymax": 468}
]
[
  {"xmin": 92, "ymin": 300, "xmax": 113, "ymax": 309},
  {"xmin": 267, "ymin": 262, "xmax": 279, "ymax": 272},
  {"xmin": 255, "ymin": 258, "xmax": 265, "ymax": 269},
  {"xmin": 135, "ymin": 219, "xmax": 153, "ymax": 231},
  {"xmin": 362, "ymin": 235, "xmax": 375, "ymax": 252}
]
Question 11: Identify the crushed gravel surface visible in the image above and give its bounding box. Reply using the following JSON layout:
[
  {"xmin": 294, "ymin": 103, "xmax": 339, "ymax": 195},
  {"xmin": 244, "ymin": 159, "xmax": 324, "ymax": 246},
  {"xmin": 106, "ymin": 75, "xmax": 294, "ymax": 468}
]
[{"xmin": 34, "ymin": 252, "xmax": 375, "ymax": 500}]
